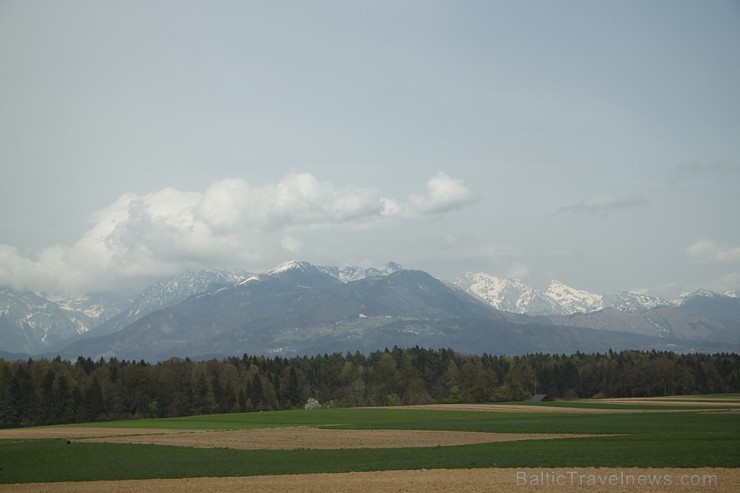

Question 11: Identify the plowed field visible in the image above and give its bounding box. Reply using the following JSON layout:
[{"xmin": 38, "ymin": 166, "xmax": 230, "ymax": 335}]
[{"xmin": 76, "ymin": 426, "xmax": 605, "ymax": 449}]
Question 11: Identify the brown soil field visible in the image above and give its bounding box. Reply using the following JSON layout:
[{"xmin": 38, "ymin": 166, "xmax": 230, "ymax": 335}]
[
  {"xmin": 0, "ymin": 425, "xmax": 611, "ymax": 450},
  {"xmin": 2, "ymin": 468, "xmax": 737, "ymax": 493},
  {"xmin": 72, "ymin": 426, "xmax": 606, "ymax": 450}
]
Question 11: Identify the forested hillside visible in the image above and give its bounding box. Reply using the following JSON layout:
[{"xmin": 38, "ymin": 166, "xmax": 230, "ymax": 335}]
[{"xmin": 2, "ymin": 348, "xmax": 739, "ymax": 428}]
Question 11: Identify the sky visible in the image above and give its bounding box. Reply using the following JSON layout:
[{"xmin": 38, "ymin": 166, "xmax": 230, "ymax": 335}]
[{"xmin": 1, "ymin": 0, "xmax": 739, "ymax": 298}]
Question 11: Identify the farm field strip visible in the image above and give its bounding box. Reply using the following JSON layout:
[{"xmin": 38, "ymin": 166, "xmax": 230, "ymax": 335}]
[
  {"xmin": 72, "ymin": 426, "xmax": 609, "ymax": 450},
  {"xmin": 3, "ymin": 467, "xmax": 739, "ymax": 493},
  {"xmin": 594, "ymin": 398, "xmax": 740, "ymax": 407}
]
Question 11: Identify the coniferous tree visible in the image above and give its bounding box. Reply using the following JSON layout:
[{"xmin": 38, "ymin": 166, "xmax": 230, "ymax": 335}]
[{"xmin": 82, "ymin": 377, "xmax": 104, "ymax": 421}]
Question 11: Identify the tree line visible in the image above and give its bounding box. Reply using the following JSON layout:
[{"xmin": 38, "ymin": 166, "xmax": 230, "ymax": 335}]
[{"xmin": 1, "ymin": 348, "xmax": 739, "ymax": 428}]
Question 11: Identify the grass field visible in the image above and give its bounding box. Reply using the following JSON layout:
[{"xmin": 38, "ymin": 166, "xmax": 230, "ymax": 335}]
[{"xmin": 1, "ymin": 396, "xmax": 739, "ymax": 485}]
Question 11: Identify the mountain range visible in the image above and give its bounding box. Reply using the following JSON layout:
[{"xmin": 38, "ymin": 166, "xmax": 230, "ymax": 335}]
[
  {"xmin": 451, "ymin": 272, "xmax": 677, "ymax": 315},
  {"xmin": 1, "ymin": 261, "xmax": 739, "ymax": 361}
]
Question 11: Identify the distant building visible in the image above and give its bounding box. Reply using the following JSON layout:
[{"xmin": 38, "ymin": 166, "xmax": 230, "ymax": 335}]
[{"xmin": 528, "ymin": 394, "xmax": 553, "ymax": 402}]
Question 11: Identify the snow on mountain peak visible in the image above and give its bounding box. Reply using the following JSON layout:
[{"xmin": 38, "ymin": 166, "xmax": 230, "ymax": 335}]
[
  {"xmin": 322, "ymin": 265, "xmax": 372, "ymax": 283},
  {"xmin": 454, "ymin": 273, "xmax": 622, "ymax": 315},
  {"xmin": 268, "ymin": 260, "xmax": 312, "ymax": 274},
  {"xmin": 545, "ymin": 280, "xmax": 604, "ymax": 314},
  {"xmin": 452, "ymin": 272, "xmax": 561, "ymax": 315},
  {"xmin": 454, "ymin": 272, "xmax": 680, "ymax": 316},
  {"xmin": 238, "ymin": 275, "xmax": 264, "ymax": 285},
  {"xmin": 316, "ymin": 262, "xmax": 403, "ymax": 283},
  {"xmin": 602, "ymin": 291, "xmax": 669, "ymax": 313},
  {"xmin": 264, "ymin": 260, "xmax": 405, "ymax": 285},
  {"xmin": 689, "ymin": 289, "xmax": 720, "ymax": 299},
  {"xmin": 674, "ymin": 289, "xmax": 723, "ymax": 305}
]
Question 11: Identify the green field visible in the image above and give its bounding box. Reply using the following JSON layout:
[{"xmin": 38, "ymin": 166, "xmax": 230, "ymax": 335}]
[{"xmin": 1, "ymin": 398, "xmax": 739, "ymax": 484}]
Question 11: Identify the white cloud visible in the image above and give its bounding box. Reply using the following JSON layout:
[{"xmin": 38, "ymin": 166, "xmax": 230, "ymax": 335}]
[
  {"xmin": 557, "ymin": 193, "xmax": 648, "ymax": 215},
  {"xmin": 0, "ymin": 172, "xmax": 476, "ymax": 293},
  {"xmin": 686, "ymin": 239, "xmax": 740, "ymax": 263},
  {"xmin": 194, "ymin": 174, "xmax": 387, "ymax": 231},
  {"xmin": 406, "ymin": 172, "xmax": 478, "ymax": 215}
]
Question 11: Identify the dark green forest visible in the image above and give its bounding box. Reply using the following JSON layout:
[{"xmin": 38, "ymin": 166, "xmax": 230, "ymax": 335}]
[{"xmin": 2, "ymin": 348, "xmax": 739, "ymax": 428}]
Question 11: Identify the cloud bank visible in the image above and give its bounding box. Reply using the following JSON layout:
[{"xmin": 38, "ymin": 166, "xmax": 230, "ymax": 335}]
[
  {"xmin": 686, "ymin": 239, "xmax": 740, "ymax": 263},
  {"xmin": 0, "ymin": 172, "xmax": 476, "ymax": 293}
]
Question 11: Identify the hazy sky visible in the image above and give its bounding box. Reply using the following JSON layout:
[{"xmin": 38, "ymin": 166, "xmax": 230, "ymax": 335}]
[{"xmin": 1, "ymin": 0, "xmax": 739, "ymax": 298}]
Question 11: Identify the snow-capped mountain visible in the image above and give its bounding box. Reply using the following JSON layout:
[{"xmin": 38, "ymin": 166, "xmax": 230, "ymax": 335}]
[
  {"xmin": 602, "ymin": 291, "xmax": 669, "ymax": 313},
  {"xmin": 0, "ymin": 263, "xmax": 407, "ymax": 356},
  {"xmin": 121, "ymin": 268, "xmax": 253, "ymax": 316},
  {"xmin": 2, "ymin": 262, "xmax": 739, "ymax": 359},
  {"xmin": 676, "ymin": 289, "xmax": 718, "ymax": 302},
  {"xmin": 317, "ymin": 261, "xmax": 403, "ymax": 283},
  {"xmin": 545, "ymin": 280, "xmax": 604, "ymax": 314},
  {"xmin": 674, "ymin": 288, "xmax": 740, "ymax": 304},
  {"xmin": 453, "ymin": 273, "xmax": 669, "ymax": 316},
  {"xmin": 266, "ymin": 260, "xmax": 405, "ymax": 285},
  {"xmin": 451, "ymin": 272, "xmax": 562, "ymax": 315},
  {"xmin": 0, "ymin": 288, "xmax": 131, "ymax": 355},
  {"xmin": 264, "ymin": 260, "xmax": 340, "ymax": 288},
  {"xmin": 58, "ymin": 265, "xmax": 504, "ymax": 361},
  {"xmin": 55, "ymin": 262, "xmax": 740, "ymax": 361},
  {"xmin": 96, "ymin": 268, "xmax": 254, "ymax": 335},
  {"xmin": 0, "ymin": 269, "xmax": 254, "ymax": 356}
]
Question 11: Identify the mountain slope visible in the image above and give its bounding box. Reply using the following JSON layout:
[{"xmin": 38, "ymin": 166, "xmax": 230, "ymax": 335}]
[
  {"xmin": 57, "ymin": 267, "xmax": 503, "ymax": 360},
  {"xmin": 0, "ymin": 288, "xmax": 130, "ymax": 354},
  {"xmin": 602, "ymin": 291, "xmax": 669, "ymax": 313},
  {"xmin": 543, "ymin": 306, "xmax": 740, "ymax": 343},
  {"xmin": 91, "ymin": 268, "xmax": 253, "ymax": 337},
  {"xmin": 677, "ymin": 290, "xmax": 740, "ymax": 321}
]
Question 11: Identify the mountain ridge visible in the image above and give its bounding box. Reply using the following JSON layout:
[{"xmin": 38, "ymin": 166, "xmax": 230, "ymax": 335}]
[
  {"xmin": 1, "ymin": 261, "xmax": 738, "ymax": 360},
  {"xmin": 54, "ymin": 267, "xmax": 503, "ymax": 361},
  {"xmin": 452, "ymin": 272, "xmax": 673, "ymax": 316}
]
